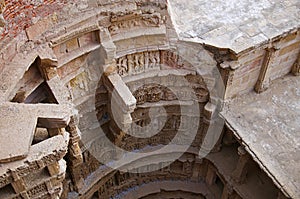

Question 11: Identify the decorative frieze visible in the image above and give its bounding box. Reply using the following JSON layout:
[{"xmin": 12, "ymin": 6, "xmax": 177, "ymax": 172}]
[
  {"xmin": 116, "ymin": 50, "xmax": 194, "ymax": 77},
  {"xmin": 117, "ymin": 51, "xmax": 160, "ymax": 76},
  {"xmin": 109, "ymin": 11, "xmax": 166, "ymax": 35},
  {"xmin": 132, "ymin": 82, "xmax": 208, "ymax": 105}
]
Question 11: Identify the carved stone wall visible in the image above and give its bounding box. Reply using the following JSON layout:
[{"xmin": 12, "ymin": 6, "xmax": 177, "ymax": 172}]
[
  {"xmin": 0, "ymin": 1, "xmax": 297, "ymax": 199},
  {"xmin": 116, "ymin": 50, "xmax": 195, "ymax": 77}
]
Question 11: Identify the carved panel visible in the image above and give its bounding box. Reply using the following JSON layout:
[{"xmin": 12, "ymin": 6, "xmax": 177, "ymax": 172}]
[
  {"xmin": 27, "ymin": 183, "xmax": 47, "ymax": 198},
  {"xmin": 132, "ymin": 81, "xmax": 208, "ymax": 105},
  {"xmin": 109, "ymin": 11, "xmax": 166, "ymax": 35},
  {"xmin": 117, "ymin": 51, "xmax": 161, "ymax": 77},
  {"xmin": 133, "ymin": 83, "xmax": 176, "ymax": 104},
  {"xmin": 116, "ymin": 50, "xmax": 195, "ymax": 77}
]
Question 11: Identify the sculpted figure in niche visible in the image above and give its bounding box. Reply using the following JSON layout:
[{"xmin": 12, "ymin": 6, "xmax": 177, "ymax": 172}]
[
  {"xmin": 109, "ymin": 24, "xmax": 118, "ymax": 35},
  {"xmin": 134, "ymin": 53, "xmax": 144, "ymax": 72},
  {"xmin": 155, "ymin": 51, "xmax": 160, "ymax": 65},
  {"xmin": 127, "ymin": 54, "xmax": 134, "ymax": 74},
  {"xmin": 117, "ymin": 57, "xmax": 128, "ymax": 76},
  {"xmin": 149, "ymin": 51, "xmax": 160, "ymax": 68},
  {"xmin": 144, "ymin": 51, "xmax": 150, "ymax": 69}
]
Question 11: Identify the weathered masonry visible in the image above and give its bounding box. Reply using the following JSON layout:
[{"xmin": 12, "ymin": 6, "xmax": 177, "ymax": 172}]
[{"xmin": 0, "ymin": 0, "xmax": 299, "ymax": 199}]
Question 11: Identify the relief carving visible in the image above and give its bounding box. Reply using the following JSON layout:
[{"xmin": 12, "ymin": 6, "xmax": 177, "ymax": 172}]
[
  {"xmin": 117, "ymin": 50, "xmax": 195, "ymax": 77},
  {"xmin": 132, "ymin": 80, "xmax": 208, "ymax": 105},
  {"xmin": 27, "ymin": 183, "xmax": 47, "ymax": 198},
  {"xmin": 0, "ymin": 175, "xmax": 11, "ymax": 188},
  {"xmin": 117, "ymin": 51, "xmax": 161, "ymax": 77},
  {"xmin": 109, "ymin": 11, "xmax": 166, "ymax": 35},
  {"xmin": 161, "ymin": 50, "xmax": 192, "ymax": 69},
  {"xmin": 133, "ymin": 84, "xmax": 177, "ymax": 105}
]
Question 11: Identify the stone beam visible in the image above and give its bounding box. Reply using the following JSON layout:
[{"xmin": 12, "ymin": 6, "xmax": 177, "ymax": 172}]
[
  {"xmin": 0, "ymin": 103, "xmax": 72, "ymax": 163},
  {"xmin": 105, "ymin": 73, "xmax": 136, "ymax": 131},
  {"xmin": 0, "ymin": 133, "xmax": 69, "ymax": 189}
]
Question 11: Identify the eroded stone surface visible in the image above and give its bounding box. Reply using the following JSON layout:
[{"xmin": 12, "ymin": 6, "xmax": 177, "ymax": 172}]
[
  {"xmin": 221, "ymin": 75, "xmax": 300, "ymax": 198},
  {"xmin": 169, "ymin": 0, "xmax": 300, "ymax": 53},
  {"xmin": 0, "ymin": 0, "xmax": 299, "ymax": 199},
  {"xmin": 0, "ymin": 103, "xmax": 72, "ymax": 163}
]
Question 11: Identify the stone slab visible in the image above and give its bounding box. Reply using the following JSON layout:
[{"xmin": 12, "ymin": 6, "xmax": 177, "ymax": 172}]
[
  {"xmin": 221, "ymin": 75, "xmax": 300, "ymax": 198},
  {"xmin": 169, "ymin": 0, "xmax": 300, "ymax": 54},
  {"xmin": 0, "ymin": 103, "xmax": 72, "ymax": 163}
]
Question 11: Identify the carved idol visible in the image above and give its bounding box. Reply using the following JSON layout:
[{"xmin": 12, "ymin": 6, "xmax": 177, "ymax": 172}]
[
  {"xmin": 117, "ymin": 57, "xmax": 128, "ymax": 76},
  {"xmin": 144, "ymin": 51, "xmax": 150, "ymax": 69},
  {"xmin": 149, "ymin": 51, "xmax": 158, "ymax": 68},
  {"xmin": 127, "ymin": 54, "xmax": 134, "ymax": 74},
  {"xmin": 134, "ymin": 53, "xmax": 144, "ymax": 72}
]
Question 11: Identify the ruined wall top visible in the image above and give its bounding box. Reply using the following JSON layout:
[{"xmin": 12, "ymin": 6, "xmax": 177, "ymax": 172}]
[
  {"xmin": 169, "ymin": 0, "xmax": 300, "ymax": 54},
  {"xmin": 0, "ymin": 0, "xmax": 299, "ymax": 54}
]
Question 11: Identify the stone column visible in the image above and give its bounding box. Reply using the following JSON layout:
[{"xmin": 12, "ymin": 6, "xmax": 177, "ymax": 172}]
[
  {"xmin": 105, "ymin": 73, "xmax": 136, "ymax": 132},
  {"xmin": 10, "ymin": 170, "xmax": 26, "ymax": 194},
  {"xmin": 206, "ymin": 165, "xmax": 216, "ymax": 186},
  {"xmin": 255, "ymin": 47, "xmax": 276, "ymax": 93},
  {"xmin": 192, "ymin": 158, "xmax": 203, "ymax": 180},
  {"xmin": 201, "ymin": 102, "xmax": 224, "ymax": 153},
  {"xmin": 232, "ymin": 146, "xmax": 250, "ymax": 184},
  {"xmin": 65, "ymin": 116, "xmax": 84, "ymax": 191}
]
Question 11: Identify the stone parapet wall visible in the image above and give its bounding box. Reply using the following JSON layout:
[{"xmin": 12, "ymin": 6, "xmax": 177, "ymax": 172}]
[
  {"xmin": 222, "ymin": 29, "xmax": 300, "ymax": 99},
  {"xmin": 0, "ymin": 0, "xmax": 66, "ymax": 39}
]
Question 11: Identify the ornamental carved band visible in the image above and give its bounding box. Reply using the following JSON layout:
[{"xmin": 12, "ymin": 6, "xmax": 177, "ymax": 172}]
[
  {"xmin": 116, "ymin": 50, "xmax": 193, "ymax": 77},
  {"xmin": 109, "ymin": 11, "xmax": 166, "ymax": 35}
]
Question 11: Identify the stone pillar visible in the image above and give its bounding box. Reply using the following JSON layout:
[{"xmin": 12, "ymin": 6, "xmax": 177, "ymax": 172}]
[
  {"xmin": 192, "ymin": 158, "xmax": 203, "ymax": 180},
  {"xmin": 10, "ymin": 171, "xmax": 26, "ymax": 194},
  {"xmin": 255, "ymin": 47, "xmax": 276, "ymax": 93},
  {"xmin": 201, "ymin": 102, "xmax": 224, "ymax": 154},
  {"xmin": 206, "ymin": 165, "xmax": 216, "ymax": 186},
  {"xmin": 232, "ymin": 146, "xmax": 250, "ymax": 184},
  {"xmin": 65, "ymin": 116, "xmax": 84, "ymax": 191},
  {"xmin": 48, "ymin": 128, "xmax": 65, "ymax": 137}
]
